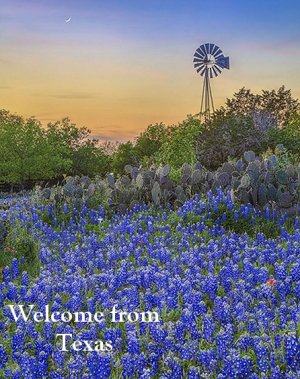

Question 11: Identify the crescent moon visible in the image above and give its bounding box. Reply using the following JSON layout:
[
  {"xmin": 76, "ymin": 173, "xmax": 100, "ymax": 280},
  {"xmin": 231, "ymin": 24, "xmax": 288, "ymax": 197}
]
[{"xmin": 65, "ymin": 17, "xmax": 72, "ymax": 23}]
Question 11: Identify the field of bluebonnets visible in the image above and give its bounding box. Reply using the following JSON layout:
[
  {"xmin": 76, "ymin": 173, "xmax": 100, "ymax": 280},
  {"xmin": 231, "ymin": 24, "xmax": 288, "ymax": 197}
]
[{"xmin": 0, "ymin": 179, "xmax": 300, "ymax": 378}]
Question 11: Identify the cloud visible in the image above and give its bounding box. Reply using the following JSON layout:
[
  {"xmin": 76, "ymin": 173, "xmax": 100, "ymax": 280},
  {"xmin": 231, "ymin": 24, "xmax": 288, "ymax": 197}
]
[
  {"xmin": 0, "ymin": 1, "xmax": 58, "ymax": 17},
  {"xmin": 33, "ymin": 93, "xmax": 96, "ymax": 100},
  {"xmin": 90, "ymin": 134, "xmax": 123, "ymax": 142},
  {"xmin": 50, "ymin": 93, "xmax": 96, "ymax": 100},
  {"xmin": 238, "ymin": 39, "xmax": 300, "ymax": 56},
  {"xmin": 0, "ymin": 59, "xmax": 10, "ymax": 65},
  {"xmin": 91, "ymin": 126, "xmax": 136, "ymax": 142}
]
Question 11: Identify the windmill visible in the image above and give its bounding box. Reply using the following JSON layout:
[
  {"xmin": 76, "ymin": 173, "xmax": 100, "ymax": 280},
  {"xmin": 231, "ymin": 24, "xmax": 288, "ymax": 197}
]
[{"xmin": 193, "ymin": 43, "xmax": 229, "ymax": 122}]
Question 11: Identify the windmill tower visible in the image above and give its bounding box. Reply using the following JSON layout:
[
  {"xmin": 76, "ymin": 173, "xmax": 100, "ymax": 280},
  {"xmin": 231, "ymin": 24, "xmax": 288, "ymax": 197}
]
[{"xmin": 193, "ymin": 43, "xmax": 229, "ymax": 122}]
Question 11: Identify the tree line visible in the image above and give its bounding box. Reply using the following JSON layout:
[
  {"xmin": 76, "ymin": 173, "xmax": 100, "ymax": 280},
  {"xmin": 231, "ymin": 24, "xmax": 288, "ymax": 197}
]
[{"xmin": 0, "ymin": 86, "xmax": 299, "ymax": 189}]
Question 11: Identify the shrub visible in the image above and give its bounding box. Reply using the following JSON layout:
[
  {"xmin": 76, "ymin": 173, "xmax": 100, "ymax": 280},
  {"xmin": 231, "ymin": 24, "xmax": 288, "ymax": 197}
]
[
  {"xmin": 157, "ymin": 115, "xmax": 204, "ymax": 171},
  {"xmin": 196, "ymin": 115, "xmax": 265, "ymax": 170},
  {"xmin": 222, "ymin": 85, "xmax": 299, "ymax": 127},
  {"xmin": 134, "ymin": 123, "xmax": 169, "ymax": 164},
  {"xmin": 111, "ymin": 142, "xmax": 138, "ymax": 174},
  {"xmin": 267, "ymin": 115, "xmax": 300, "ymax": 160}
]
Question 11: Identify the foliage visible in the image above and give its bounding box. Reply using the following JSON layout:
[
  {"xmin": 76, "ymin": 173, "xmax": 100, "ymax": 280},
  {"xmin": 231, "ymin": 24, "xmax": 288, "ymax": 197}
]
[
  {"xmin": 111, "ymin": 141, "xmax": 138, "ymax": 174},
  {"xmin": 100, "ymin": 140, "xmax": 120, "ymax": 156},
  {"xmin": 70, "ymin": 140, "xmax": 112, "ymax": 177},
  {"xmin": 45, "ymin": 117, "xmax": 112, "ymax": 177},
  {"xmin": 33, "ymin": 146, "xmax": 300, "ymax": 216},
  {"xmin": 267, "ymin": 115, "xmax": 300, "ymax": 160},
  {"xmin": 134, "ymin": 123, "xmax": 169, "ymax": 164},
  {"xmin": 0, "ymin": 112, "xmax": 69, "ymax": 185},
  {"xmin": 0, "ymin": 218, "xmax": 40, "ymax": 277},
  {"xmin": 0, "ymin": 110, "xmax": 111, "ymax": 186},
  {"xmin": 0, "ymin": 220, "xmax": 7, "ymax": 246},
  {"xmin": 196, "ymin": 114, "xmax": 265, "ymax": 170},
  {"xmin": 218, "ymin": 85, "xmax": 300, "ymax": 128},
  {"xmin": 157, "ymin": 115, "xmax": 204, "ymax": 170}
]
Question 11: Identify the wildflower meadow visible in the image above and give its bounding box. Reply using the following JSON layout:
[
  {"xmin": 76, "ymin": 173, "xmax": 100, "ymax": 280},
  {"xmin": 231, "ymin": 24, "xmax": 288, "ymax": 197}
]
[{"xmin": 0, "ymin": 188, "xmax": 299, "ymax": 378}]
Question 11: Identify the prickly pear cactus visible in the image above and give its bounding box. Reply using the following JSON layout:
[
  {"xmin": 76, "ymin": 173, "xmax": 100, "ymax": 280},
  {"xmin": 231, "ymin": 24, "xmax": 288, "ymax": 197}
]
[
  {"xmin": 276, "ymin": 170, "xmax": 289, "ymax": 185},
  {"xmin": 124, "ymin": 165, "xmax": 133, "ymax": 175},
  {"xmin": 222, "ymin": 162, "xmax": 235, "ymax": 175},
  {"xmin": 80, "ymin": 176, "xmax": 92, "ymax": 189},
  {"xmin": 192, "ymin": 169, "xmax": 202, "ymax": 185},
  {"xmin": 267, "ymin": 184, "xmax": 277, "ymax": 202},
  {"xmin": 107, "ymin": 173, "xmax": 115, "ymax": 189},
  {"xmin": 136, "ymin": 173, "xmax": 144, "ymax": 190},
  {"xmin": 244, "ymin": 150, "xmax": 256, "ymax": 163},
  {"xmin": 161, "ymin": 164, "xmax": 171, "ymax": 178},
  {"xmin": 181, "ymin": 163, "xmax": 192, "ymax": 184},
  {"xmin": 240, "ymin": 174, "xmax": 251, "ymax": 189},
  {"xmin": 236, "ymin": 159, "xmax": 245, "ymax": 172},
  {"xmin": 277, "ymin": 191, "xmax": 294, "ymax": 208},
  {"xmin": 227, "ymin": 148, "xmax": 300, "ymax": 211},
  {"xmin": 258, "ymin": 183, "xmax": 268, "ymax": 207},
  {"xmin": 151, "ymin": 181, "xmax": 161, "ymax": 206},
  {"xmin": 216, "ymin": 172, "xmax": 230, "ymax": 188}
]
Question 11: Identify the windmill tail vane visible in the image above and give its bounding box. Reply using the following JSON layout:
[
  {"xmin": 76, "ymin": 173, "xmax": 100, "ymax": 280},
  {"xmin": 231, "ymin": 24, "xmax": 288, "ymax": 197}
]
[{"xmin": 193, "ymin": 43, "xmax": 229, "ymax": 122}]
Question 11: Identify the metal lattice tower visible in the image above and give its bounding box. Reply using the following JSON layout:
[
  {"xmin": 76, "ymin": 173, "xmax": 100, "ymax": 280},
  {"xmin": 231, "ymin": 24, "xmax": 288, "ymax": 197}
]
[{"xmin": 193, "ymin": 43, "xmax": 229, "ymax": 122}]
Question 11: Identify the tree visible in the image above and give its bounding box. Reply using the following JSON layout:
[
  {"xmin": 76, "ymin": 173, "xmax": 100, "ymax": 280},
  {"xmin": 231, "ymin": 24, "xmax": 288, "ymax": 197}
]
[
  {"xmin": 0, "ymin": 110, "xmax": 111, "ymax": 186},
  {"xmin": 134, "ymin": 123, "xmax": 169, "ymax": 163},
  {"xmin": 260, "ymin": 86, "xmax": 299, "ymax": 126},
  {"xmin": 196, "ymin": 114, "xmax": 265, "ymax": 170},
  {"xmin": 157, "ymin": 115, "xmax": 203, "ymax": 170},
  {"xmin": 71, "ymin": 140, "xmax": 112, "ymax": 177},
  {"xmin": 112, "ymin": 141, "xmax": 138, "ymax": 174},
  {"xmin": 0, "ymin": 111, "xmax": 70, "ymax": 185},
  {"xmin": 45, "ymin": 117, "xmax": 110, "ymax": 177},
  {"xmin": 267, "ymin": 114, "xmax": 300, "ymax": 160},
  {"xmin": 224, "ymin": 87, "xmax": 259, "ymax": 115},
  {"xmin": 46, "ymin": 117, "xmax": 90, "ymax": 148},
  {"xmin": 219, "ymin": 86, "xmax": 299, "ymax": 128}
]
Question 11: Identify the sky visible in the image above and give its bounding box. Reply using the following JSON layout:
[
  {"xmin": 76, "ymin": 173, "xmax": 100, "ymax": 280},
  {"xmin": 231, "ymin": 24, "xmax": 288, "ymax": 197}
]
[{"xmin": 1, "ymin": 0, "xmax": 300, "ymax": 141}]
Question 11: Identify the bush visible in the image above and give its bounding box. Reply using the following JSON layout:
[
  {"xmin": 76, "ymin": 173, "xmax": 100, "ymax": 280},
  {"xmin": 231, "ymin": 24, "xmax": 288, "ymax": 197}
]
[
  {"xmin": 134, "ymin": 123, "xmax": 169, "ymax": 164},
  {"xmin": 267, "ymin": 115, "xmax": 300, "ymax": 160},
  {"xmin": 0, "ymin": 110, "xmax": 112, "ymax": 186},
  {"xmin": 111, "ymin": 142, "xmax": 138, "ymax": 174},
  {"xmin": 222, "ymin": 85, "xmax": 299, "ymax": 127},
  {"xmin": 196, "ymin": 115, "xmax": 265, "ymax": 170},
  {"xmin": 157, "ymin": 115, "xmax": 203, "ymax": 171},
  {"xmin": 0, "ymin": 220, "xmax": 40, "ymax": 277}
]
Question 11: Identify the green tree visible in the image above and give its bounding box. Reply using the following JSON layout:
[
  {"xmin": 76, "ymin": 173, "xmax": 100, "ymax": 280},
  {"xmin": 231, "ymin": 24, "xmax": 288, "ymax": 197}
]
[
  {"xmin": 134, "ymin": 123, "xmax": 169, "ymax": 163},
  {"xmin": 112, "ymin": 141, "xmax": 138, "ymax": 174},
  {"xmin": 0, "ymin": 111, "xmax": 70, "ymax": 185},
  {"xmin": 0, "ymin": 110, "xmax": 111, "ymax": 186},
  {"xmin": 45, "ymin": 117, "xmax": 111, "ymax": 177},
  {"xmin": 71, "ymin": 139, "xmax": 112, "ymax": 177},
  {"xmin": 267, "ymin": 114, "xmax": 300, "ymax": 160},
  {"xmin": 157, "ymin": 115, "xmax": 203, "ymax": 170}
]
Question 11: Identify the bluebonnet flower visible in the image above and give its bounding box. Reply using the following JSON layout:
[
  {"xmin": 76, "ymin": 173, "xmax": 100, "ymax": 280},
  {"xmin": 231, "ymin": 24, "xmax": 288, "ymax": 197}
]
[
  {"xmin": 121, "ymin": 353, "xmax": 135, "ymax": 378},
  {"xmin": 0, "ymin": 344, "xmax": 8, "ymax": 369},
  {"xmin": 285, "ymin": 334, "xmax": 299, "ymax": 370},
  {"xmin": 1, "ymin": 189, "xmax": 300, "ymax": 377},
  {"xmin": 188, "ymin": 367, "xmax": 201, "ymax": 379},
  {"xmin": 87, "ymin": 353, "xmax": 111, "ymax": 379}
]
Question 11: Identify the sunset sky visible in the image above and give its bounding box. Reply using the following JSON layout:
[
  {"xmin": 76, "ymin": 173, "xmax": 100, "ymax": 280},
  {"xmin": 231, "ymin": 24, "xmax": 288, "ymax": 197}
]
[{"xmin": 1, "ymin": 0, "xmax": 300, "ymax": 141}]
